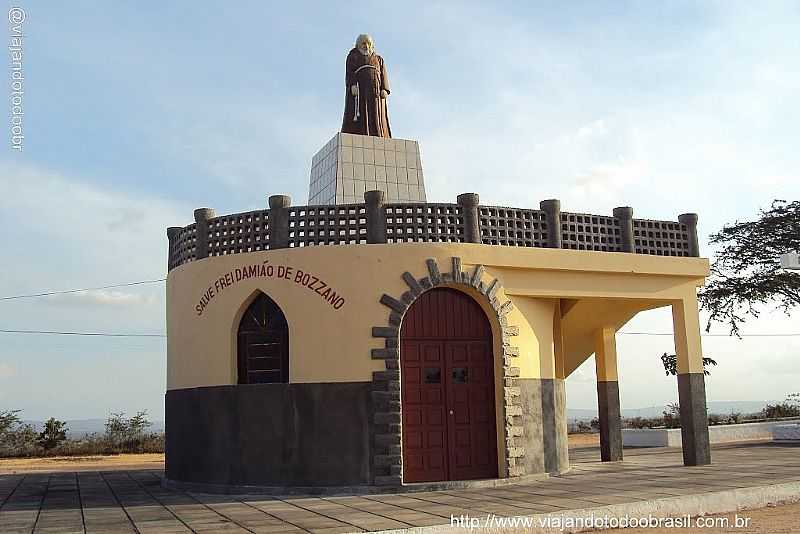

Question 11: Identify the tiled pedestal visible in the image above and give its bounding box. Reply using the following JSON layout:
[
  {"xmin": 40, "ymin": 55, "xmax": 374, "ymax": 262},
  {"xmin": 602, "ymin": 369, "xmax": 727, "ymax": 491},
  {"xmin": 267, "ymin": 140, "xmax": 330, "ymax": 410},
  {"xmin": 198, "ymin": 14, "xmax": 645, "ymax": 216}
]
[{"xmin": 309, "ymin": 133, "xmax": 427, "ymax": 205}]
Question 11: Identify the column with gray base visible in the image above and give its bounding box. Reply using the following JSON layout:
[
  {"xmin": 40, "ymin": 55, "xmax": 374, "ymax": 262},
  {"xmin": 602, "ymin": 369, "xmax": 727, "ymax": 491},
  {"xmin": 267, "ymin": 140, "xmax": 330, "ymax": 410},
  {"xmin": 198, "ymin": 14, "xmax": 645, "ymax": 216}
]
[
  {"xmin": 594, "ymin": 327, "xmax": 623, "ymax": 462},
  {"xmin": 193, "ymin": 208, "xmax": 216, "ymax": 259},
  {"xmin": 268, "ymin": 195, "xmax": 291, "ymax": 250},
  {"xmin": 541, "ymin": 378, "xmax": 569, "ymax": 473},
  {"xmin": 677, "ymin": 373, "xmax": 711, "ymax": 465},
  {"xmin": 672, "ymin": 295, "xmax": 711, "ymax": 466},
  {"xmin": 457, "ymin": 193, "xmax": 481, "ymax": 244},
  {"xmin": 540, "ymin": 199, "xmax": 562, "ymax": 249},
  {"xmin": 365, "ymin": 190, "xmax": 387, "ymax": 244}
]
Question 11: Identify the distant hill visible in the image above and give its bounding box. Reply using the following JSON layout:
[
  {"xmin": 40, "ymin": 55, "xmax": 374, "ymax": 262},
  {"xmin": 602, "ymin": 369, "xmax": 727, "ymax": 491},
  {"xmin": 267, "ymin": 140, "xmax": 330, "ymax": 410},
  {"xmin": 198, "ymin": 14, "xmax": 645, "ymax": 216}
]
[
  {"xmin": 568, "ymin": 400, "xmax": 776, "ymax": 422},
  {"xmin": 22, "ymin": 419, "xmax": 165, "ymax": 439},
  {"xmin": 20, "ymin": 401, "xmax": 777, "ymax": 431}
]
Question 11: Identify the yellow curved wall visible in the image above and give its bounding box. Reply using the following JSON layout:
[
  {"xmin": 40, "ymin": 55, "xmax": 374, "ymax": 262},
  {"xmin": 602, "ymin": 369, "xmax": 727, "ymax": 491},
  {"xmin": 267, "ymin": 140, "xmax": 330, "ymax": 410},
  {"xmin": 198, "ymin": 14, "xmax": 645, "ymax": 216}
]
[{"xmin": 166, "ymin": 242, "xmax": 709, "ymax": 390}]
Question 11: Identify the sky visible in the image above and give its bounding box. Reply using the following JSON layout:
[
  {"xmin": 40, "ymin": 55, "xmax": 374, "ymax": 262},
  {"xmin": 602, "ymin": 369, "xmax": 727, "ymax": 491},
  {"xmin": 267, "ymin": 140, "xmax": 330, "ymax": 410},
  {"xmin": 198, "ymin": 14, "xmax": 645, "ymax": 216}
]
[{"xmin": 1, "ymin": 1, "xmax": 798, "ymax": 421}]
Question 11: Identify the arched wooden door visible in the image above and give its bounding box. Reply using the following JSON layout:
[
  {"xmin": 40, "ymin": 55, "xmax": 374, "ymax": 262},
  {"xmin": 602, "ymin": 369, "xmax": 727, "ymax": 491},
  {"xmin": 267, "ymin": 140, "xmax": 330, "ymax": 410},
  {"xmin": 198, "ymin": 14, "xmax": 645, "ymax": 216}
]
[{"xmin": 400, "ymin": 288, "xmax": 498, "ymax": 482}]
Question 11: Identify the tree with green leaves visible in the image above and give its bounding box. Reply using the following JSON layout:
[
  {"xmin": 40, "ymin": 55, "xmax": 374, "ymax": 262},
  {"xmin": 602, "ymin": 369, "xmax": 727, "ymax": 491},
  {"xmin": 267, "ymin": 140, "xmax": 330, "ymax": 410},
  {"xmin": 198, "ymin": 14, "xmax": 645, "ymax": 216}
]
[
  {"xmin": 104, "ymin": 410, "xmax": 153, "ymax": 451},
  {"xmin": 104, "ymin": 411, "xmax": 129, "ymax": 447},
  {"xmin": 698, "ymin": 199, "xmax": 800, "ymax": 336},
  {"xmin": 659, "ymin": 200, "xmax": 798, "ymax": 377},
  {"xmin": 37, "ymin": 417, "xmax": 67, "ymax": 451},
  {"xmin": 660, "ymin": 352, "xmax": 717, "ymax": 376},
  {"xmin": 0, "ymin": 410, "xmax": 39, "ymax": 456},
  {"xmin": 0, "ymin": 410, "xmax": 22, "ymax": 438}
]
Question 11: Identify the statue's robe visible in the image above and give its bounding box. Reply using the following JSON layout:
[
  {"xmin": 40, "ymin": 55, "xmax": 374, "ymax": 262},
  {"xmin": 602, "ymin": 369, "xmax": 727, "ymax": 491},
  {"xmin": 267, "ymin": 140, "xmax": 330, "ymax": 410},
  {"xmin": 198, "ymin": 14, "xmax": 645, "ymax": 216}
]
[{"xmin": 341, "ymin": 48, "xmax": 392, "ymax": 138}]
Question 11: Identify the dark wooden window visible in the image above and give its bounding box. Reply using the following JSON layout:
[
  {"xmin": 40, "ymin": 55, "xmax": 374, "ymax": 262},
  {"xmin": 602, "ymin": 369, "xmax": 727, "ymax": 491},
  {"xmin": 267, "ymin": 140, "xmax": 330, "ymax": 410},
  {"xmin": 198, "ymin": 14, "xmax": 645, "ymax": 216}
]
[{"xmin": 237, "ymin": 293, "xmax": 289, "ymax": 384}]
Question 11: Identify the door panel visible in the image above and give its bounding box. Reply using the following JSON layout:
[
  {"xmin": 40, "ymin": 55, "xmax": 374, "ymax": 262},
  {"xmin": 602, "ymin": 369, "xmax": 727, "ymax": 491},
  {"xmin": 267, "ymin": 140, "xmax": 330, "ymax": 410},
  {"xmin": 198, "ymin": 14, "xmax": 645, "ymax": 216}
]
[
  {"xmin": 401, "ymin": 341, "xmax": 447, "ymax": 483},
  {"xmin": 446, "ymin": 341, "xmax": 497, "ymax": 481}
]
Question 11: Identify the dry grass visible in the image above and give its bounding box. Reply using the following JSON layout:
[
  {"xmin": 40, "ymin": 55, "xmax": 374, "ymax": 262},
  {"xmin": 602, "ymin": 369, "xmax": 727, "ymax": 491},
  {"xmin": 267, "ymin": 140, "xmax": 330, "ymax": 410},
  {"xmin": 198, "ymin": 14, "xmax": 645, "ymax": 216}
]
[
  {"xmin": 568, "ymin": 432, "xmax": 600, "ymax": 448},
  {"xmin": 0, "ymin": 452, "xmax": 165, "ymax": 474}
]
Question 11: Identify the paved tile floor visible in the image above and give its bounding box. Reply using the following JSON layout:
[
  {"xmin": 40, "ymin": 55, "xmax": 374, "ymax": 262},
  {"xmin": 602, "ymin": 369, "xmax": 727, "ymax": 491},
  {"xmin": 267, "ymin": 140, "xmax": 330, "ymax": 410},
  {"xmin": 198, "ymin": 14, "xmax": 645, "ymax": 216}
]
[{"xmin": 1, "ymin": 442, "xmax": 798, "ymax": 533}]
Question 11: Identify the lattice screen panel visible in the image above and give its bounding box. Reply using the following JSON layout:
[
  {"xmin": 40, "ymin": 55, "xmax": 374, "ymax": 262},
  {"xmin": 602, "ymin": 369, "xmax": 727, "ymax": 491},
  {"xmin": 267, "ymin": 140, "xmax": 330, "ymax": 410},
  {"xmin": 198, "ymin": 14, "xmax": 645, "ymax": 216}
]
[
  {"xmin": 288, "ymin": 204, "xmax": 368, "ymax": 247},
  {"xmin": 479, "ymin": 207, "xmax": 548, "ymax": 247},
  {"xmin": 560, "ymin": 212, "xmax": 622, "ymax": 252},
  {"xmin": 385, "ymin": 203, "xmax": 465, "ymax": 243},
  {"xmin": 633, "ymin": 219, "xmax": 691, "ymax": 256},
  {"xmin": 207, "ymin": 210, "xmax": 271, "ymax": 256},
  {"xmin": 168, "ymin": 223, "xmax": 197, "ymax": 270}
]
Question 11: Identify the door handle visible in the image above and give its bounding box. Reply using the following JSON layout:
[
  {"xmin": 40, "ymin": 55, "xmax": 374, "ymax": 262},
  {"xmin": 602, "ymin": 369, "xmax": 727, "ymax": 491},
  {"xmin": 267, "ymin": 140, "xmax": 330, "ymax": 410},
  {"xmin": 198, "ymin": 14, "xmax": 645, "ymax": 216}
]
[{"xmin": 449, "ymin": 410, "xmax": 454, "ymax": 416}]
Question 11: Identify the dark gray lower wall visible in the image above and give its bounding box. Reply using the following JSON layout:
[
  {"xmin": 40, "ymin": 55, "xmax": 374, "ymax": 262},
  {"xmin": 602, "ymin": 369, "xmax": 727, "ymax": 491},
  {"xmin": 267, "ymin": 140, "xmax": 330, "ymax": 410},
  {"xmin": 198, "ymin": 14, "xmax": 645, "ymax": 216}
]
[
  {"xmin": 165, "ymin": 382, "xmax": 373, "ymax": 487},
  {"xmin": 518, "ymin": 378, "xmax": 569, "ymax": 475}
]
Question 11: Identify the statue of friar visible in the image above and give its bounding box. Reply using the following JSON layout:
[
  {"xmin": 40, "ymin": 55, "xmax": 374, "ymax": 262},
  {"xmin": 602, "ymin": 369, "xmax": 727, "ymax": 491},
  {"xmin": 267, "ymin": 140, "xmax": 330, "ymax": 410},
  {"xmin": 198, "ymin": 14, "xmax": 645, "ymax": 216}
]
[{"xmin": 341, "ymin": 34, "xmax": 392, "ymax": 138}]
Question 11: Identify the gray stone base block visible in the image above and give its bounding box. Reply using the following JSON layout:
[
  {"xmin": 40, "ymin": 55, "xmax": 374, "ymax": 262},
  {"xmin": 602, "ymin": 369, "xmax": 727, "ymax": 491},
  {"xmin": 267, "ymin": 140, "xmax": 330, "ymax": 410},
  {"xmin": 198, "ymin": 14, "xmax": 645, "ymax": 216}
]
[
  {"xmin": 165, "ymin": 383, "xmax": 373, "ymax": 487},
  {"xmin": 517, "ymin": 378, "xmax": 569, "ymax": 475},
  {"xmin": 597, "ymin": 380, "xmax": 623, "ymax": 462},
  {"xmin": 677, "ymin": 372, "xmax": 712, "ymax": 466}
]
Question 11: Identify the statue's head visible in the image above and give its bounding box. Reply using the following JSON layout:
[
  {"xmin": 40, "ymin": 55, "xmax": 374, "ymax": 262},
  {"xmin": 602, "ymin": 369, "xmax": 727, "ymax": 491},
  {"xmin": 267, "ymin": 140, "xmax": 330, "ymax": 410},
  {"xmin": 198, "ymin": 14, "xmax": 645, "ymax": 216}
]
[{"xmin": 355, "ymin": 34, "xmax": 374, "ymax": 56}]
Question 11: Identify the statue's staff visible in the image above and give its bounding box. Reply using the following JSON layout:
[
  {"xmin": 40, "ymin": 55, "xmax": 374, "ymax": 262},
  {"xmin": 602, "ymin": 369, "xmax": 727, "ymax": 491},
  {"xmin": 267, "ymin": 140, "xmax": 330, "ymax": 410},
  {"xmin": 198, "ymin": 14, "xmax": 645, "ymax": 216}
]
[
  {"xmin": 353, "ymin": 83, "xmax": 359, "ymax": 122},
  {"xmin": 352, "ymin": 64, "xmax": 377, "ymax": 122}
]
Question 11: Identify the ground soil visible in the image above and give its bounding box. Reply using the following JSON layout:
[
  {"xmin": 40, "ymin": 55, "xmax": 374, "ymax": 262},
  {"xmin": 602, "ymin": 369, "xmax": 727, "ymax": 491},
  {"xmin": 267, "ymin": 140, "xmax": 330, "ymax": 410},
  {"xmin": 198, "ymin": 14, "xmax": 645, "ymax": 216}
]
[
  {"xmin": 0, "ymin": 452, "xmax": 165, "ymax": 474},
  {"xmin": 0, "ymin": 434, "xmax": 597, "ymax": 474},
  {"xmin": 568, "ymin": 432, "xmax": 600, "ymax": 448}
]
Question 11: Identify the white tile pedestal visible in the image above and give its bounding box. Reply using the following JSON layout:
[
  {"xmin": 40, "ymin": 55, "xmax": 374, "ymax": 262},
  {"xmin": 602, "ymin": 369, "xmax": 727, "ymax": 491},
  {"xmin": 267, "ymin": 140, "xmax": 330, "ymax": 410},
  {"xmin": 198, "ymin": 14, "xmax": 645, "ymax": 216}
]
[{"xmin": 309, "ymin": 133, "xmax": 427, "ymax": 205}]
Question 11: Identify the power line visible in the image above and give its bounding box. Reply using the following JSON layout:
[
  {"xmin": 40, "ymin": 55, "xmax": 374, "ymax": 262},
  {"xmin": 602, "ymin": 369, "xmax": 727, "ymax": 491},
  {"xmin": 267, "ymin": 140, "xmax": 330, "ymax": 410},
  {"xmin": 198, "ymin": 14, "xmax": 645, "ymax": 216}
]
[
  {"xmin": 0, "ymin": 329, "xmax": 797, "ymax": 338},
  {"xmin": 0, "ymin": 279, "xmax": 166, "ymax": 301},
  {"xmin": 619, "ymin": 332, "xmax": 800, "ymax": 337},
  {"xmin": 0, "ymin": 329, "xmax": 166, "ymax": 338}
]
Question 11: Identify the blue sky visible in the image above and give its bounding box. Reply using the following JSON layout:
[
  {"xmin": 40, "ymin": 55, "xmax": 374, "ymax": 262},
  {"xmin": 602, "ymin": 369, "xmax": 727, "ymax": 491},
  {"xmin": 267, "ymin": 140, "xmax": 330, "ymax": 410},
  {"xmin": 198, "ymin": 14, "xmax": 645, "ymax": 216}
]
[{"xmin": 1, "ymin": 1, "xmax": 798, "ymax": 420}]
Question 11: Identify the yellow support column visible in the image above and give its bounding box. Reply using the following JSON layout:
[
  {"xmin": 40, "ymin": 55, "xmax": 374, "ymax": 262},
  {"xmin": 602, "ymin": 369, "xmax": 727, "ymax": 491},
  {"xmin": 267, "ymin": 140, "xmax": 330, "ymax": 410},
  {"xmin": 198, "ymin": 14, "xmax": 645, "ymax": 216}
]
[
  {"xmin": 594, "ymin": 327, "xmax": 622, "ymax": 461},
  {"xmin": 672, "ymin": 293, "xmax": 711, "ymax": 466}
]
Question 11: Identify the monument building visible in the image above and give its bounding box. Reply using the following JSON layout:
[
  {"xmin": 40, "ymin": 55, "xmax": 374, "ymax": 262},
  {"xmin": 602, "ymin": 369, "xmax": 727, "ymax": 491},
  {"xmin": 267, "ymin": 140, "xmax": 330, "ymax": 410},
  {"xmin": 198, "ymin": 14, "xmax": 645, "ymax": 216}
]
[{"xmin": 164, "ymin": 35, "xmax": 711, "ymax": 492}]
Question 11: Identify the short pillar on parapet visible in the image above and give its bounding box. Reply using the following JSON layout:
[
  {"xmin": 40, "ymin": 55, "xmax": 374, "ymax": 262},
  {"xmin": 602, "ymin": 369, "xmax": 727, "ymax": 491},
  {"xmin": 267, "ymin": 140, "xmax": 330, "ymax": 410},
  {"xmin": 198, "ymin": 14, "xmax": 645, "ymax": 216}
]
[
  {"xmin": 678, "ymin": 213, "xmax": 700, "ymax": 257},
  {"xmin": 268, "ymin": 195, "xmax": 291, "ymax": 250},
  {"xmin": 365, "ymin": 190, "xmax": 388, "ymax": 244},
  {"xmin": 672, "ymin": 293, "xmax": 711, "ymax": 466},
  {"xmin": 193, "ymin": 208, "xmax": 216, "ymax": 259},
  {"xmin": 457, "ymin": 193, "xmax": 481, "ymax": 244},
  {"xmin": 594, "ymin": 327, "xmax": 623, "ymax": 462},
  {"xmin": 540, "ymin": 199, "xmax": 562, "ymax": 249},
  {"xmin": 613, "ymin": 206, "xmax": 634, "ymax": 253}
]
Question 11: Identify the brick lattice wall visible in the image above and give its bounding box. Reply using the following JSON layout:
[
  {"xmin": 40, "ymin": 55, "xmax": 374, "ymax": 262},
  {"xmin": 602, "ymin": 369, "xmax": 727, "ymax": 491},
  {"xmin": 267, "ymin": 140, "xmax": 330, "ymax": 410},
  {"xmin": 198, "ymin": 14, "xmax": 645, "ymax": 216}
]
[{"xmin": 168, "ymin": 201, "xmax": 696, "ymax": 270}]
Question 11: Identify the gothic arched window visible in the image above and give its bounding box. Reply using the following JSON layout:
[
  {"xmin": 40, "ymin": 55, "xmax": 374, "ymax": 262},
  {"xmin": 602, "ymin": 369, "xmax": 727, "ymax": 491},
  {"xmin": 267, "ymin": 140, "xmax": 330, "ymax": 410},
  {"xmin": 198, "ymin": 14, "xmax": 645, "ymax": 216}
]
[{"xmin": 237, "ymin": 293, "xmax": 289, "ymax": 384}]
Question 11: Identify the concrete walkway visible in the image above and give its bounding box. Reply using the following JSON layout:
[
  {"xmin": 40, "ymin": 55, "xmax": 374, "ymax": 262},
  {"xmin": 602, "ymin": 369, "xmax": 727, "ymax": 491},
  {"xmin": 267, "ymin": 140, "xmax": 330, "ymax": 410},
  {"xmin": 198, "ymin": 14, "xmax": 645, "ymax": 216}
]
[{"xmin": 1, "ymin": 442, "xmax": 798, "ymax": 533}]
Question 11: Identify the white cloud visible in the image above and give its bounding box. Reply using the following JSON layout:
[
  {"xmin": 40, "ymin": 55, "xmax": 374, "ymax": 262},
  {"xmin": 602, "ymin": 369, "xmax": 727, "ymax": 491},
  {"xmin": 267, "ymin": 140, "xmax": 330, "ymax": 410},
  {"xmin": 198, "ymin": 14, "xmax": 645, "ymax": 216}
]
[
  {"xmin": 0, "ymin": 162, "xmax": 183, "ymax": 333},
  {"xmin": 571, "ymin": 157, "xmax": 645, "ymax": 191},
  {"xmin": 44, "ymin": 290, "xmax": 157, "ymax": 308},
  {"xmin": 0, "ymin": 363, "xmax": 16, "ymax": 379},
  {"xmin": 576, "ymin": 120, "xmax": 608, "ymax": 139}
]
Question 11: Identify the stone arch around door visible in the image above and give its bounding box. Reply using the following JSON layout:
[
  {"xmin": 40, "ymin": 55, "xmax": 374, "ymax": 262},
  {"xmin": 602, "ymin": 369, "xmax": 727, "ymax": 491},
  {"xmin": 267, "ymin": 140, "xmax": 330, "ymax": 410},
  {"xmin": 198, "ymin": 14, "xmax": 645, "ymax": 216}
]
[{"xmin": 370, "ymin": 257, "xmax": 524, "ymax": 486}]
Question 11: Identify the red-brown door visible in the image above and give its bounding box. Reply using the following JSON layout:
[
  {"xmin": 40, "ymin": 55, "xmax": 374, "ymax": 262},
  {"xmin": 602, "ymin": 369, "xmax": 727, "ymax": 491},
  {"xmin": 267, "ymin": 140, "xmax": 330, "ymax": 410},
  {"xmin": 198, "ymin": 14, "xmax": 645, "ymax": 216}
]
[{"xmin": 401, "ymin": 288, "xmax": 498, "ymax": 483}]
